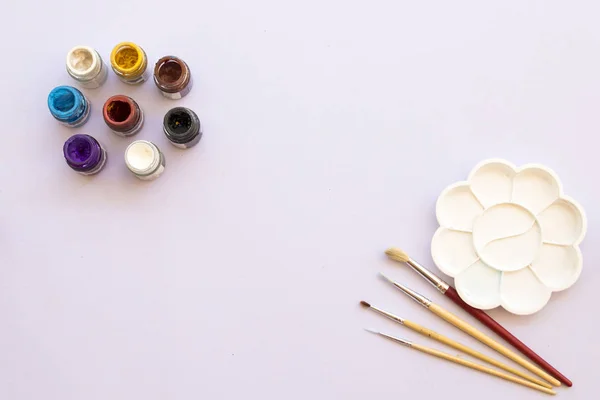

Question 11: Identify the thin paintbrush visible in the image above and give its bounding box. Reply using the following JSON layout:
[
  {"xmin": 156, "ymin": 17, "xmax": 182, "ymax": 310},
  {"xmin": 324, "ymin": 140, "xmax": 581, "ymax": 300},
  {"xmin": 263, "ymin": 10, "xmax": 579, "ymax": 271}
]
[
  {"xmin": 385, "ymin": 247, "xmax": 571, "ymax": 387},
  {"xmin": 364, "ymin": 328, "xmax": 556, "ymax": 396},
  {"xmin": 379, "ymin": 273, "xmax": 561, "ymax": 387},
  {"xmin": 359, "ymin": 301, "xmax": 552, "ymax": 389}
]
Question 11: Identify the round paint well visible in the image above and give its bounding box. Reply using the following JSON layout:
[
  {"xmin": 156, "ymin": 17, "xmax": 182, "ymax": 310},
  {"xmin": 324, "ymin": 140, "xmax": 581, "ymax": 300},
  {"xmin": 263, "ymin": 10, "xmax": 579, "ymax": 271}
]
[{"xmin": 472, "ymin": 203, "xmax": 542, "ymax": 272}]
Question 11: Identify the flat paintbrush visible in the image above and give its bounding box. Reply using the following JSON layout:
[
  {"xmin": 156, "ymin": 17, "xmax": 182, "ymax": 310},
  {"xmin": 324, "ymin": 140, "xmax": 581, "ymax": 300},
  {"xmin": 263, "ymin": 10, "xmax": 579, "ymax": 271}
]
[
  {"xmin": 365, "ymin": 328, "xmax": 556, "ymax": 396},
  {"xmin": 359, "ymin": 301, "xmax": 552, "ymax": 389},
  {"xmin": 385, "ymin": 247, "xmax": 571, "ymax": 387},
  {"xmin": 379, "ymin": 273, "xmax": 561, "ymax": 387}
]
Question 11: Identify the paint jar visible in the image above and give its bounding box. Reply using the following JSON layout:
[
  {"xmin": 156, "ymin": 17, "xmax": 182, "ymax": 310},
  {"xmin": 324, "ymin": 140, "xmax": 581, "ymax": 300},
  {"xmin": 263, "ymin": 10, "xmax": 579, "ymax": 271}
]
[
  {"xmin": 102, "ymin": 95, "xmax": 144, "ymax": 137},
  {"xmin": 66, "ymin": 45, "xmax": 108, "ymax": 89},
  {"xmin": 48, "ymin": 85, "xmax": 91, "ymax": 128},
  {"xmin": 110, "ymin": 42, "xmax": 149, "ymax": 84},
  {"xmin": 153, "ymin": 55, "xmax": 193, "ymax": 99},
  {"xmin": 124, "ymin": 140, "xmax": 165, "ymax": 181},
  {"xmin": 63, "ymin": 134, "xmax": 107, "ymax": 175},
  {"xmin": 163, "ymin": 107, "xmax": 202, "ymax": 148}
]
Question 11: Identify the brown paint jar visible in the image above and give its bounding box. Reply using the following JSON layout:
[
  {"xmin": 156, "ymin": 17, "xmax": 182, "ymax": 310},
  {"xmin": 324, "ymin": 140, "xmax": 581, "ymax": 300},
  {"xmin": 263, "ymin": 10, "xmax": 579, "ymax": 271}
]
[
  {"xmin": 102, "ymin": 95, "xmax": 144, "ymax": 137},
  {"xmin": 153, "ymin": 56, "xmax": 193, "ymax": 99}
]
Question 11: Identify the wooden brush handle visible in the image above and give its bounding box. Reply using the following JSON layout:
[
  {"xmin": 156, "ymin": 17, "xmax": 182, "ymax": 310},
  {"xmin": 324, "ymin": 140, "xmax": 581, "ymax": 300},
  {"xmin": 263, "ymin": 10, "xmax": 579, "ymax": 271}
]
[
  {"xmin": 411, "ymin": 343, "xmax": 556, "ymax": 396},
  {"xmin": 403, "ymin": 319, "xmax": 552, "ymax": 389},
  {"xmin": 429, "ymin": 303, "xmax": 561, "ymax": 387},
  {"xmin": 444, "ymin": 286, "xmax": 571, "ymax": 387}
]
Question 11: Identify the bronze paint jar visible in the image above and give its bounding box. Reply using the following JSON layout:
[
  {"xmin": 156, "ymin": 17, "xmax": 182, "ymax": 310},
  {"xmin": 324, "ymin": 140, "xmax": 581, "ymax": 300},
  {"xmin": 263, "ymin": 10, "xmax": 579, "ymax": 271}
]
[
  {"xmin": 102, "ymin": 95, "xmax": 144, "ymax": 137},
  {"xmin": 153, "ymin": 55, "xmax": 193, "ymax": 99}
]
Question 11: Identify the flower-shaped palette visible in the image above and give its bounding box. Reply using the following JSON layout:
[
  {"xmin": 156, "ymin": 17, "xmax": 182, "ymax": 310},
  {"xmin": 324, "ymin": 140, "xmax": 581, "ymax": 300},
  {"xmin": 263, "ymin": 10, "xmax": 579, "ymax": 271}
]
[{"xmin": 431, "ymin": 159, "xmax": 587, "ymax": 315}]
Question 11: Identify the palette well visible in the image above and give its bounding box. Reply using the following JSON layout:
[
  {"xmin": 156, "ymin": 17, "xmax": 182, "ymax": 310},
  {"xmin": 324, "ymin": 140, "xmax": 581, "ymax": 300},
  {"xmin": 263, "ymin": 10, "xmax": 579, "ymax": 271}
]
[{"xmin": 431, "ymin": 159, "xmax": 587, "ymax": 315}]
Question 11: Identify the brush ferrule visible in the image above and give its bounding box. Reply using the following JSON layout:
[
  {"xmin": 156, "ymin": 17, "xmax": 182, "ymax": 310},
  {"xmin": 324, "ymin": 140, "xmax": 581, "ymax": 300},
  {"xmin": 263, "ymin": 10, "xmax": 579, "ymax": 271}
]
[
  {"xmin": 406, "ymin": 259, "xmax": 450, "ymax": 293},
  {"xmin": 392, "ymin": 282, "xmax": 432, "ymax": 308},
  {"xmin": 371, "ymin": 306, "xmax": 405, "ymax": 324},
  {"xmin": 379, "ymin": 332, "xmax": 412, "ymax": 347}
]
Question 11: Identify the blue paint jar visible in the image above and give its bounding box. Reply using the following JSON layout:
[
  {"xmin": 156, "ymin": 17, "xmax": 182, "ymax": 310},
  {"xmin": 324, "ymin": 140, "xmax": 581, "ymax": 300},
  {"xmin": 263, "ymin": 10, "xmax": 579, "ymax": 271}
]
[{"xmin": 47, "ymin": 85, "xmax": 91, "ymax": 127}]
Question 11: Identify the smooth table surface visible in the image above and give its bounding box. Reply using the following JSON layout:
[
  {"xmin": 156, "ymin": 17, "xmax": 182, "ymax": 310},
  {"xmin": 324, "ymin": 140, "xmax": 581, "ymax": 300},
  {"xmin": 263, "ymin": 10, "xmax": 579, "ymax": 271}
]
[{"xmin": 1, "ymin": 1, "xmax": 599, "ymax": 399}]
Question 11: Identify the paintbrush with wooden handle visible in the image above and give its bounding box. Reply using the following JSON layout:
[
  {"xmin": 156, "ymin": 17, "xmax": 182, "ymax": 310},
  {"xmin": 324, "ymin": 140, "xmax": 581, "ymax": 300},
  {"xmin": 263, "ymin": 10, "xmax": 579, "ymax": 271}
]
[{"xmin": 380, "ymin": 272, "xmax": 560, "ymax": 387}]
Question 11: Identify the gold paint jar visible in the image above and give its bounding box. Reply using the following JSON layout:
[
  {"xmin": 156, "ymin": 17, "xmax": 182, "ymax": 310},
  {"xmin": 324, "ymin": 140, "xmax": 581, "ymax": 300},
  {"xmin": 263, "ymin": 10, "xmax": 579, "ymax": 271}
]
[{"xmin": 110, "ymin": 42, "xmax": 149, "ymax": 84}]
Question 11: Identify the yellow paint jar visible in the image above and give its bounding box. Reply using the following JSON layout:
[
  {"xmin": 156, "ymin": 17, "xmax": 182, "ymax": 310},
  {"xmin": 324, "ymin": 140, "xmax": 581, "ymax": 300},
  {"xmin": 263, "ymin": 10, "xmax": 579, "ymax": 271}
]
[{"xmin": 110, "ymin": 42, "xmax": 149, "ymax": 84}]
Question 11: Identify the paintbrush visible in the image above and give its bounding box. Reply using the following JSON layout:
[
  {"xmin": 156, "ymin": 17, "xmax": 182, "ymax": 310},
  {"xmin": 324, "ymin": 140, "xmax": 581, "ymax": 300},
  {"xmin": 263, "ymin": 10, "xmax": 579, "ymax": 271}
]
[
  {"xmin": 379, "ymin": 273, "xmax": 561, "ymax": 387},
  {"xmin": 385, "ymin": 247, "xmax": 571, "ymax": 387},
  {"xmin": 359, "ymin": 301, "xmax": 552, "ymax": 389},
  {"xmin": 364, "ymin": 328, "xmax": 556, "ymax": 396}
]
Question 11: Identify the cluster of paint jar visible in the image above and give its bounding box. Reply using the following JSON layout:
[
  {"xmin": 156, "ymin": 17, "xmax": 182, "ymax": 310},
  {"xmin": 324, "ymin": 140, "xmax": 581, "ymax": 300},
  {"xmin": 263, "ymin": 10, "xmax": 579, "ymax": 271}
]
[{"xmin": 48, "ymin": 42, "xmax": 201, "ymax": 181}]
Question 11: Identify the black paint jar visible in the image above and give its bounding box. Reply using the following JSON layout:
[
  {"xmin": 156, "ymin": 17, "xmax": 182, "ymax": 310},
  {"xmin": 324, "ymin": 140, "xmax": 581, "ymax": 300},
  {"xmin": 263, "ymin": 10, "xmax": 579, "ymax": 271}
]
[{"xmin": 163, "ymin": 107, "xmax": 202, "ymax": 149}]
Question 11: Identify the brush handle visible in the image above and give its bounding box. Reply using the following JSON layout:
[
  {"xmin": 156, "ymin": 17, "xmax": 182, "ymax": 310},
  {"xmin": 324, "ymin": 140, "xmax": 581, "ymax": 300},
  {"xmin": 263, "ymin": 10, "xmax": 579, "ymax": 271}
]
[
  {"xmin": 411, "ymin": 343, "xmax": 556, "ymax": 396},
  {"xmin": 403, "ymin": 319, "xmax": 552, "ymax": 389},
  {"xmin": 429, "ymin": 303, "xmax": 561, "ymax": 387},
  {"xmin": 444, "ymin": 286, "xmax": 572, "ymax": 387}
]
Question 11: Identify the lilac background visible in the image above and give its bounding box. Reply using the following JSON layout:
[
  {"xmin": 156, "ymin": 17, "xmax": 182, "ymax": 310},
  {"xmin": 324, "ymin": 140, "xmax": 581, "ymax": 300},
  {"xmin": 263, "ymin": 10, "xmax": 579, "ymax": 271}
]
[{"xmin": 1, "ymin": 1, "xmax": 598, "ymax": 399}]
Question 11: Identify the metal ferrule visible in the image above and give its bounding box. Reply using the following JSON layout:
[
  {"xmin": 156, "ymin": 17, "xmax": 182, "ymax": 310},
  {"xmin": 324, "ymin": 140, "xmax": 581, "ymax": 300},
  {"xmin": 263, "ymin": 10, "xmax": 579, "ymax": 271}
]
[
  {"xmin": 370, "ymin": 305, "xmax": 405, "ymax": 325},
  {"xmin": 378, "ymin": 332, "xmax": 413, "ymax": 347},
  {"xmin": 407, "ymin": 259, "xmax": 450, "ymax": 293},
  {"xmin": 382, "ymin": 275, "xmax": 433, "ymax": 308}
]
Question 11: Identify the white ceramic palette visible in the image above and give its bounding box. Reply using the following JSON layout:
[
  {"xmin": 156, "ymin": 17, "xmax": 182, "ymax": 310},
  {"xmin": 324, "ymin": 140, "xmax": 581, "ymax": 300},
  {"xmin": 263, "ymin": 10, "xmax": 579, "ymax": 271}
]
[{"xmin": 431, "ymin": 159, "xmax": 587, "ymax": 315}]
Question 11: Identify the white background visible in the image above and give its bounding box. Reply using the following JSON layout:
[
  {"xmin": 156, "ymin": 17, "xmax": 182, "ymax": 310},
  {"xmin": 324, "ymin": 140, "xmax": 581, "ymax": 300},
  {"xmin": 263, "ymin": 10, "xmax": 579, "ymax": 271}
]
[{"xmin": 1, "ymin": 1, "xmax": 599, "ymax": 399}]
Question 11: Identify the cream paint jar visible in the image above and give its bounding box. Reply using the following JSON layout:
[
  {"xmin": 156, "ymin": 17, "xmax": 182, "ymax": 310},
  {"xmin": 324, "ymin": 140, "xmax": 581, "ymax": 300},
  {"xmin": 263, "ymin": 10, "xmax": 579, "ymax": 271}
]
[
  {"xmin": 66, "ymin": 46, "xmax": 108, "ymax": 89},
  {"xmin": 124, "ymin": 140, "xmax": 165, "ymax": 181}
]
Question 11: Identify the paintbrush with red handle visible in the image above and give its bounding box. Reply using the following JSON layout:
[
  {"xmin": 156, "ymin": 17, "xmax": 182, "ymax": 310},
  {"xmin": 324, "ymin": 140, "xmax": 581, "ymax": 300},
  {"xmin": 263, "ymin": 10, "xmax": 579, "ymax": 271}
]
[{"xmin": 385, "ymin": 247, "xmax": 572, "ymax": 387}]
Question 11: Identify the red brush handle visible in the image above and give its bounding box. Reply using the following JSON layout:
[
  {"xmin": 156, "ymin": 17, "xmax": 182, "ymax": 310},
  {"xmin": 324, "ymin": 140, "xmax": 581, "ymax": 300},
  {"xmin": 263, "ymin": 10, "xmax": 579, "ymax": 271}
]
[{"xmin": 444, "ymin": 286, "xmax": 572, "ymax": 387}]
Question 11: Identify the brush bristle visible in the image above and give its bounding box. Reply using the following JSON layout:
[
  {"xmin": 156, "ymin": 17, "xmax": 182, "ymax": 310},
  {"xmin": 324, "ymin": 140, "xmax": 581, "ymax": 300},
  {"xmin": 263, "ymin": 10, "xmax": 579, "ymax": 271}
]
[
  {"xmin": 379, "ymin": 271, "xmax": 394, "ymax": 283},
  {"xmin": 385, "ymin": 247, "xmax": 410, "ymax": 263},
  {"xmin": 360, "ymin": 301, "xmax": 371, "ymax": 308}
]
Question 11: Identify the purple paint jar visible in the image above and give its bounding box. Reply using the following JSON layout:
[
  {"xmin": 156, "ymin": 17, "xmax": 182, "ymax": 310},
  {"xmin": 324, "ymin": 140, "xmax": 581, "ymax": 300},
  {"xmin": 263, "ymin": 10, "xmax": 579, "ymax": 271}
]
[{"xmin": 63, "ymin": 134, "xmax": 107, "ymax": 175}]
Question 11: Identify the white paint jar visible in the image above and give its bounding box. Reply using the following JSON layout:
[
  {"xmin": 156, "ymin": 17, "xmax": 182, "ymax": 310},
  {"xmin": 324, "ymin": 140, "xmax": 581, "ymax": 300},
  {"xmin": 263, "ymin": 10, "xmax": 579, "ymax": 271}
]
[
  {"xmin": 124, "ymin": 140, "xmax": 165, "ymax": 181},
  {"xmin": 66, "ymin": 46, "xmax": 108, "ymax": 89}
]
